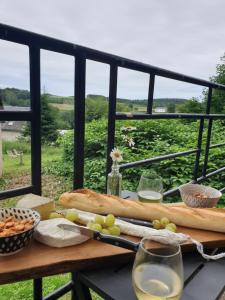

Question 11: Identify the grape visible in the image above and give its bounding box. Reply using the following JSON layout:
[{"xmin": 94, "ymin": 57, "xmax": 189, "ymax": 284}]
[
  {"xmin": 165, "ymin": 223, "xmax": 177, "ymax": 232},
  {"xmin": 105, "ymin": 214, "xmax": 115, "ymax": 227},
  {"xmin": 87, "ymin": 222, "xmax": 94, "ymax": 229},
  {"xmin": 95, "ymin": 215, "xmax": 105, "ymax": 225},
  {"xmin": 49, "ymin": 212, "xmax": 62, "ymax": 219},
  {"xmin": 160, "ymin": 217, "xmax": 170, "ymax": 227},
  {"xmin": 65, "ymin": 211, "xmax": 79, "ymax": 222},
  {"xmin": 152, "ymin": 219, "xmax": 161, "ymax": 230},
  {"xmin": 102, "ymin": 228, "xmax": 110, "ymax": 235},
  {"xmin": 108, "ymin": 225, "xmax": 120, "ymax": 236},
  {"xmin": 91, "ymin": 223, "xmax": 102, "ymax": 232}
]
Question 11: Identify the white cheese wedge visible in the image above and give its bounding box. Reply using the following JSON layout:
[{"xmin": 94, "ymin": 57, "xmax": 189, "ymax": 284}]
[
  {"xmin": 16, "ymin": 194, "xmax": 55, "ymax": 220},
  {"xmin": 34, "ymin": 218, "xmax": 90, "ymax": 247}
]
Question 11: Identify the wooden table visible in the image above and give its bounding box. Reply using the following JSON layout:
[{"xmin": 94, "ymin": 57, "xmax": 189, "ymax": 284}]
[
  {"xmin": 0, "ymin": 231, "xmax": 225, "ymax": 300},
  {"xmin": 0, "ymin": 190, "xmax": 225, "ymax": 299},
  {"xmin": 1, "ymin": 226, "xmax": 225, "ymax": 285}
]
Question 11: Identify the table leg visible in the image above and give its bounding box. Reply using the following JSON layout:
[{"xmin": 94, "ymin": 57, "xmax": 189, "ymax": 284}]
[
  {"xmin": 33, "ymin": 278, "xmax": 43, "ymax": 300},
  {"xmin": 71, "ymin": 272, "xmax": 92, "ymax": 300}
]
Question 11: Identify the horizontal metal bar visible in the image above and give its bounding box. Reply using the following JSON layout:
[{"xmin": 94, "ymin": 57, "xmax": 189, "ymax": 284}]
[
  {"xmin": 0, "ymin": 23, "xmax": 76, "ymax": 56},
  {"xmin": 209, "ymin": 142, "xmax": 225, "ymax": 149},
  {"xmin": 164, "ymin": 167, "xmax": 225, "ymax": 197},
  {"xmin": 163, "ymin": 187, "xmax": 182, "ymax": 197},
  {"xmin": 120, "ymin": 149, "xmax": 197, "ymax": 170},
  {"xmin": 116, "ymin": 112, "xmax": 225, "ymax": 120},
  {"xmin": 1, "ymin": 23, "xmax": 225, "ymax": 90},
  {"xmin": 0, "ymin": 110, "xmax": 32, "ymax": 121},
  {"xmin": 44, "ymin": 281, "xmax": 74, "ymax": 300},
  {"xmin": 197, "ymin": 165, "xmax": 225, "ymax": 181},
  {"xmin": 220, "ymin": 186, "xmax": 225, "ymax": 193},
  {"xmin": 0, "ymin": 186, "xmax": 34, "ymax": 200}
]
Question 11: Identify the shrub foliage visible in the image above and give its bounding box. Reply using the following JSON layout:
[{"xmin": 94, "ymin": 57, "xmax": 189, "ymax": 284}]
[{"xmin": 47, "ymin": 118, "xmax": 225, "ymax": 205}]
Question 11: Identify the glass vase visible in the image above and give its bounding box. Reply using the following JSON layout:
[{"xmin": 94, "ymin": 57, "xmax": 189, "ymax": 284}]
[{"xmin": 107, "ymin": 161, "xmax": 122, "ymax": 197}]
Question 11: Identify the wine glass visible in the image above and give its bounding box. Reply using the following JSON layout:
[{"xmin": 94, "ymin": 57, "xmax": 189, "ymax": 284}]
[
  {"xmin": 132, "ymin": 238, "xmax": 183, "ymax": 300},
  {"xmin": 137, "ymin": 170, "xmax": 163, "ymax": 203}
]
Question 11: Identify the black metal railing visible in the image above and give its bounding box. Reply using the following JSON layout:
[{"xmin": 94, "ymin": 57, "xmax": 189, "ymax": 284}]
[
  {"xmin": 1, "ymin": 22, "xmax": 225, "ymax": 300},
  {"xmin": 0, "ymin": 22, "xmax": 225, "ymax": 202}
]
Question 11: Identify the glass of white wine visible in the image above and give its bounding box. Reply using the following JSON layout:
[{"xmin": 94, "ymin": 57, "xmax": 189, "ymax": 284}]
[
  {"xmin": 137, "ymin": 170, "xmax": 163, "ymax": 203},
  {"xmin": 132, "ymin": 238, "xmax": 183, "ymax": 300}
]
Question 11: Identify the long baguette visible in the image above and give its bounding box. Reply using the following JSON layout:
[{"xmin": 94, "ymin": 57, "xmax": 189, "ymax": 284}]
[{"xmin": 59, "ymin": 189, "xmax": 225, "ymax": 233}]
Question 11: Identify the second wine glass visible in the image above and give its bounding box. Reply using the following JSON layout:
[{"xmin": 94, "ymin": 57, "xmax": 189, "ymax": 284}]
[{"xmin": 137, "ymin": 170, "xmax": 163, "ymax": 203}]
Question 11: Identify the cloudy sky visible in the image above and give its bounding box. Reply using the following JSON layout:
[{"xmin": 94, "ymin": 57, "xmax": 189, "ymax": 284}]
[{"xmin": 0, "ymin": 0, "xmax": 225, "ymax": 99}]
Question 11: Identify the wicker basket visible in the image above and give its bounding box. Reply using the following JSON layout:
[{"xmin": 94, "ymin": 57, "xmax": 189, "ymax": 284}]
[{"xmin": 179, "ymin": 183, "xmax": 222, "ymax": 208}]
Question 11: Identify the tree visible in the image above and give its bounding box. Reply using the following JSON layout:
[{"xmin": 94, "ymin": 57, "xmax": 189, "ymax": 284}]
[
  {"xmin": 85, "ymin": 96, "xmax": 108, "ymax": 121},
  {"xmin": 41, "ymin": 94, "xmax": 58, "ymax": 142},
  {"xmin": 23, "ymin": 94, "xmax": 58, "ymax": 143},
  {"xmin": 4, "ymin": 89, "xmax": 17, "ymax": 106},
  {"xmin": 167, "ymin": 103, "xmax": 176, "ymax": 113},
  {"xmin": 59, "ymin": 110, "xmax": 74, "ymax": 129},
  {"xmin": 177, "ymin": 98, "xmax": 203, "ymax": 113},
  {"xmin": 207, "ymin": 54, "xmax": 225, "ymax": 113}
]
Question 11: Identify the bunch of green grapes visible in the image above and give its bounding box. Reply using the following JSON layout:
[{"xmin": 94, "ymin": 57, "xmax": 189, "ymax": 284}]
[
  {"xmin": 152, "ymin": 217, "xmax": 177, "ymax": 232},
  {"xmin": 49, "ymin": 211, "xmax": 79, "ymax": 222},
  {"xmin": 87, "ymin": 214, "xmax": 121, "ymax": 236}
]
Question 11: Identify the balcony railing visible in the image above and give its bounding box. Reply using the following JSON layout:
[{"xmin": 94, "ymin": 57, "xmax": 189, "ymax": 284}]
[{"xmin": 0, "ymin": 23, "xmax": 225, "ymax": 200}]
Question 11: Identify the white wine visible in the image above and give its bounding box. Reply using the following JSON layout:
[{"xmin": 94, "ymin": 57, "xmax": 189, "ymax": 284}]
[
  {"xmin": 137, "ymin": 190, "xmax": 163, "ymax": 203},
  {"xmin": 133, "ymin": 263, "xmax": 182, "ymax": 300}
]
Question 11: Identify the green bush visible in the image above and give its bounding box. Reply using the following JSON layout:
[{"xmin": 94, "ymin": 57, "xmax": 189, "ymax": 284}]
[{"xmin": 46, "ymin": 118, "xmax": 225, "ymax": 205}]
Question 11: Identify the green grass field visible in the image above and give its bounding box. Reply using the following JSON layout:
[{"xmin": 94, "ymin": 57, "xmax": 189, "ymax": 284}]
[
  {"xmin": 50, "ymin": 103, "xmax": 73, "ymax": 111},
  {"xmin": 1, "ymin": 145, "xmax": 62, "ymax": 175},
  {"xmin": 0, "ymin": 274, "xmax": 102, "ymax": 300}
]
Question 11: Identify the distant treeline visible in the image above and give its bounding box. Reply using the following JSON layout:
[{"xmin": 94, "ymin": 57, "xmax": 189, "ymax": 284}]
[
  {"xmin": 0, "ymin": 88, "xmax": 30, "ymax": 107},
  {"xmin": 0, "ymin": 88, "xmax": 188, "ymax": 108},
  {"xmin": 86, "ymin": 94, "xmax": 188, "ymax": 108}
]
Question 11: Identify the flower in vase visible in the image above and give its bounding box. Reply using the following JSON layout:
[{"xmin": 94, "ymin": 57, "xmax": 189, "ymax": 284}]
[{"xmin": 110, "ymin": 148, "xmax": 123, "ymax": 162}]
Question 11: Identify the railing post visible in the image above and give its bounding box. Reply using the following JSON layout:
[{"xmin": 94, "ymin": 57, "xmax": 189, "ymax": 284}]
[
  {"xmin": 206, "ymin": 87, "xmax": 212, "ymax": 114},
  {"xmin": 74, "ymin": 54, "xmax": 86, "ymax": 189},
  {"xmin": 30, "ymin": 46, "xmax": 41, "ymax": 195},
  {"xmin": 147, "ymin": 73, "xmax": 155, "ymax": 114},
  {"xmin": 202, "ymin": 118, "xmax": 213, "ymax": 176},
  {"xmin": 106, "ymin": 64, "xmax": 118, "ymax": 177},
  {"xmin": 202, "ymin": 87, "xmax": 213, "ymax": 177},
  {"xmin": 193, "ymin": 118, "xmax": 204, "ymax": 181},
  {"xmin": 33, "ymin": 278, "xmax": 42, "ymax": 300}
]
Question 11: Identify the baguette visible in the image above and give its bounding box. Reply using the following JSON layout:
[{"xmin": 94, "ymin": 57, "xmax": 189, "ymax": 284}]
[{"xmin": 59, "ymin": 189, "xmax": 225, "ymax": 233}]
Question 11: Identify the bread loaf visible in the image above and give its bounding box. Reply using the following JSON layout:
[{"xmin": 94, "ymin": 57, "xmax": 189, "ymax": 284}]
[{"xmin": 59, "ymin": 189, "xmax": 225, "ymax": 233}]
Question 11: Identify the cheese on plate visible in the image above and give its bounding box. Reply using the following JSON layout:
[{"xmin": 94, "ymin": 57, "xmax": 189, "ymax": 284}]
[
  {"xmin": 16, "ymin": 193, "xmax": 55, "ymax": 220},
  {"xmin": 34, "ymin": 218, "xmax": 90, "ymax": 247}
]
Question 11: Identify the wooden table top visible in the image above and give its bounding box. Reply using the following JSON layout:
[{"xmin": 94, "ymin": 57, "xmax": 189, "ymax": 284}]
[
  {"xmin": 0, "ymin": 225, "xmax": 225, "ymax": 285},
  {"xmin": 0, "ymin": 238, "xmax": 134, "ymax": 284}
]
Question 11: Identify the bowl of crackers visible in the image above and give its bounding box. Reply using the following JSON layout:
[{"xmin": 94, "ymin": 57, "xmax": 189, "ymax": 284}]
[
  {"xmin": 0, "ymin": 208, "xmax": 40, "ymax": 256},
  {"xmin": 179, "ymin": 183, "xmax": 222, "ymax": 208}
]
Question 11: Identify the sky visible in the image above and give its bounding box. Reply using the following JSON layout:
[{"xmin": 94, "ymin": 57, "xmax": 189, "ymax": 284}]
[{"xmin": 0, "ymin": 0, "xmax": 225, "ymax": 100}]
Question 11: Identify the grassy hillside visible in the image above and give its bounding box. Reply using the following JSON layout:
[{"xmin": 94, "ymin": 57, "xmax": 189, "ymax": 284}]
[
  {"xmin": 0, "ymin": 87, "xmax": 188, "ymax": 111},
  {"xmin": 50, "ymin": 103, "xmax": 73, "ymax": 110}
]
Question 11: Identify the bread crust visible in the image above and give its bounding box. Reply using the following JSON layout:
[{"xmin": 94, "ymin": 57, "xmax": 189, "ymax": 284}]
[{"xmin": 59, "ymin": 189, "xmax": 225, "ymax": 233}]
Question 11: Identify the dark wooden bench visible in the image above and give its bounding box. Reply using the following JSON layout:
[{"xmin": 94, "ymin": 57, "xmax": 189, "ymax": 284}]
[{"xmin": 76, "ymin": 251, "xmax": 225, "ymax": 300}]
